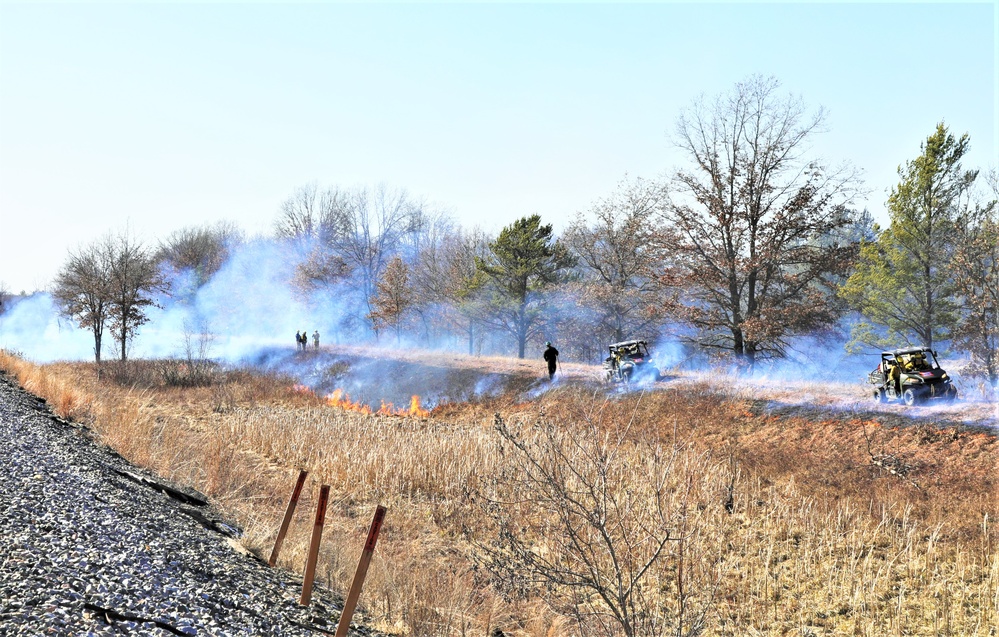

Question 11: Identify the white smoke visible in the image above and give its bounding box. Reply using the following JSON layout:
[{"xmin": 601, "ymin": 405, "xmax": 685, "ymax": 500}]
[{"xmin": 0, "ymin": 293, "xmax": 94, "ymax": 361}]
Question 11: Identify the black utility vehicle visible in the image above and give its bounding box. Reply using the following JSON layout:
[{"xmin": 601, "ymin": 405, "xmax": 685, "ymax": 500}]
[
  {"xmin": 604, "ymin": 340, "xmax": 662, "ymax": 383},
  {"xmin": 868, "ymin": 346, "xmax": 957, "ymax": 406}
]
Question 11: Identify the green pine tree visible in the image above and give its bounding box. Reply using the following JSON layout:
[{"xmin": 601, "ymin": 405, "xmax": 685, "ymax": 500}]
[
  {"xmin": 476, "ymin": 215, "xmax": 576, "ymax": 358},
  {"xmin": 841, "ymin": 123, "xmax": 978, "ymax": 350}
]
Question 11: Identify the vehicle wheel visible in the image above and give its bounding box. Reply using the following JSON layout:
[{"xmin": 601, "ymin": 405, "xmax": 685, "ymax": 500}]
[
  {"xmin": 902, "ymin": 388, "xmax": 918, "ymax": 406},
  {"xmin": 872, "ymin": 389, "xmax": 884, "ymax": 403}
]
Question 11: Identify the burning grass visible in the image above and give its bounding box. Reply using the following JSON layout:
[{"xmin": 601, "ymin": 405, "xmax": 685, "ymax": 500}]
[
  {"xmin": 324, "ymin": 388, "xmax": 431, "ymax": 418},
  {"xmin": 1, "ymin": 348, "xmax": 997, "ymax": 636}
]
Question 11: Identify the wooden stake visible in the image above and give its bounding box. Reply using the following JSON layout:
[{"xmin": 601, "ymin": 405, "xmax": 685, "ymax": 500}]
[
  {"xmin": 334, "ymin": 505, "xmax": 387, "ymax": 637},
  {"xmin": 269, "ymin": 469, "xmax": 308, "ymax": 567},
  {"xmin": 299, "ymin": 484, "xmax": 330, "ymax": 606}
]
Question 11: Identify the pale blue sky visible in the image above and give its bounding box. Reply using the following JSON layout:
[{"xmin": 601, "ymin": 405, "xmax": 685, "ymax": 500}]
[{"xmin": 1, "ymin": 2, "xmax": 996, "ymax": 294}]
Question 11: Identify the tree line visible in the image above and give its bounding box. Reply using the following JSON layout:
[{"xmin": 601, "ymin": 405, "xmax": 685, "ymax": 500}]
[{"xmin": 48, "ymin": 76, "xmax": 998, "ymax": 388}]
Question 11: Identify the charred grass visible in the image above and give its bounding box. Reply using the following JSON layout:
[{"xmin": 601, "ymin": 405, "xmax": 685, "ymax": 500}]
[{"xmin": 1, "ymin": 350, "xmax": 996, "ymax": 636}]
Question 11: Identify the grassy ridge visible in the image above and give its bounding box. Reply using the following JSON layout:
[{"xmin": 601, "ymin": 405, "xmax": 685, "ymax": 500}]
[{"xmin": 1, "ymin": 351, "xmax": 996, "ymax": 636}]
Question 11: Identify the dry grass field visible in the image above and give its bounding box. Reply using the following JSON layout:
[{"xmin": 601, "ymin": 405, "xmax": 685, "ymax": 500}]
[{"xmin": 1, "ymin": 347, "xmax": 996, "ymax": 637}]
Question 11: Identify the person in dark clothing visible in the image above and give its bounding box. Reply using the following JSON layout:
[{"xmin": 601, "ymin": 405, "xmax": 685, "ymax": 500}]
[
  {"xmin": 543, "ymin": 342, "xmax": 559, "ymax": 380},
  {"xmin": 296, "ymin": 331, "xmax": 302, "ymax": 351}
]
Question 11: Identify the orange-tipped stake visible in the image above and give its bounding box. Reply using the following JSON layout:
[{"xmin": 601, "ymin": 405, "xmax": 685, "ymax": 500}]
[
  {"xmin": 300, "ymin": 484, "xmax": 330, "ymax": 606},
  {"xmin": 334, "ymin": 505, "xmax": 387, "ymax": 637},
  {"xmin": 268, "ymin": 469, "xmax": 308, "ymax": 567}
]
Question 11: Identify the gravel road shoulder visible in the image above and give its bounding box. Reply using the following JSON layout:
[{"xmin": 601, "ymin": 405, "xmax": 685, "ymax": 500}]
[{"xmin": 0, "ymin": 371, "xmax": 366, "ymax": 636}]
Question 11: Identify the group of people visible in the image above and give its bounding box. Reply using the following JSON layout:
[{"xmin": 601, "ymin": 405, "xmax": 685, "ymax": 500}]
[
  {"xmin": 882, "ymin": 351, "xmax": 932, "ymax": 392},
  {"xmin": 900, "ymin": 351, "xmax": 931, "ymax": 371},
  {"xmin": 295, "ymin": 330, "xmax": 319, "ymax": 351}
]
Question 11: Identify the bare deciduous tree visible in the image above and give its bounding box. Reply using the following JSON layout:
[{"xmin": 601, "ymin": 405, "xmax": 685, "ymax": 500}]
[
  {"xmin": 951, "ymin": 168, "xmax": 999, "ymax": 393},
  {"xmin": 277, "ymin": 183, "xmax": 352, "ymax": 296},
  {"xmin": 332, "ymin": 185, "xmax": 425, "ymax": 325},
  {"xmin": 53, "ymin": 240, "xmax": 113, "ymax": 363},
  {"xmin": 411, "ymin": 226, "xmax": 491, "ymax": 352},
  {"xmin": 658, "ymin": 75, "xmax": 860, "ymax": 367},
  {"xmin": 157, "ymin": 318, "xmax": 219, "ymax": 386},
  {"xmin": 368, "ymin": 255, "xmax": 414, "ymax": 342},
  {"xmin": 564, "ymin": 177, "xmax": 668, "ymax": 344},
  {"xmin": 274, "ymin": 182, "xmax": 328, "ymax": 242},
  {"xmin": 58, "ymin": 231, "xmax": 168, "ymax": 363},
  {"xmin": 276, "ymin": 183, "xmax": 427, "ymax": 332},
  {"xmin": 109, "ymin": 232, "xmax": 167, "ymax": 361},
  {"xmin": 157, "ymin": 221, "xmax": 242, "ymax": 293},
  {"xmin": 0, "ymin": 280, "xmax": 10, "ymax": 316}
]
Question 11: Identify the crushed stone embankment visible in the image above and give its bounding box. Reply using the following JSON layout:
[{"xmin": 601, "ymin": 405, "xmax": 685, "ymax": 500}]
[{"xmin": 0, "ymin": 371, "xmax": 367, "ymax": 636}]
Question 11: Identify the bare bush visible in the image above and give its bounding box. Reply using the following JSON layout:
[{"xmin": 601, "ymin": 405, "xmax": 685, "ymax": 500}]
[
  {"xmin": 158, "ymin": 320, "xmax": 220, "ymax": 387},
  {"xmin": 474, "ymin": 410, "xmax": 727, "ymax": 637}
]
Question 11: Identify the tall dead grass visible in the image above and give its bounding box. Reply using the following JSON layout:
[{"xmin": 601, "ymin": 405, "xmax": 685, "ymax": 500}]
[{"xmin": 1, "ymin": 351, "xmax": 996, "ymax": 636}]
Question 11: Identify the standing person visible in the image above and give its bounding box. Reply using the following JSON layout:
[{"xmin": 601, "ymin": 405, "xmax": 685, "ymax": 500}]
[
  {"xmin": 301, "ymin": 329, "xmax": 307, "ymax": 351},
  {"xmin": 312, "ymin": 330, "xmax": 320, "ymax": 350},
  {"xmin": 295, "ymin": 331, "xmax": 302, "ymax": 351},
  {"xmin": 543, "ymin": 342, "xmax": 559, "ymax": 381}
]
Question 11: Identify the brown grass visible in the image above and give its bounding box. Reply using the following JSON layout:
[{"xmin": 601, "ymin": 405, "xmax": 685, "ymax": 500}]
[{"xmin": 1, "ymin": 349, "xmax": 997, "ymax": 636}]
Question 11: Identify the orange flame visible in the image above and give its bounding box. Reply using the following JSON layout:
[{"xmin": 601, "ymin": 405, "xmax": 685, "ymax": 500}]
[
  {"xmin": 324, "ymin": 389, "xmax": 431, "ymax": 418},
  {"xmin": 408, "ymin": 395, "xmax": 430, "ymax": 418},
  {"xmin": 326, "ymin": 389, "xmax": 373, "ymax": 415}
]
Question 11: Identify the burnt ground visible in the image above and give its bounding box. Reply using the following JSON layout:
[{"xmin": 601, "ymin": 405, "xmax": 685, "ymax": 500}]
[
  {"xmin": 240, "ymin": 344, "xmax": 999, "ymax": 433},
  {"xmin": 243, "ymin": 346, "xmax": 544, "ymax": 409}
]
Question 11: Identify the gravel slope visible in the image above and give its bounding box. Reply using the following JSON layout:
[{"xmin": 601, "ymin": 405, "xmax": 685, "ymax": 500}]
[{"xmin": 0, "ymin": 372, "xmax": 365, "ymax": 636}]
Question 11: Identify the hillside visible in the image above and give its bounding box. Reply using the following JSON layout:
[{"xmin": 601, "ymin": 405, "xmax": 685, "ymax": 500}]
[{"xmin": 0, "ymin": 346, "xmax": 996, "ymax": 636}]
